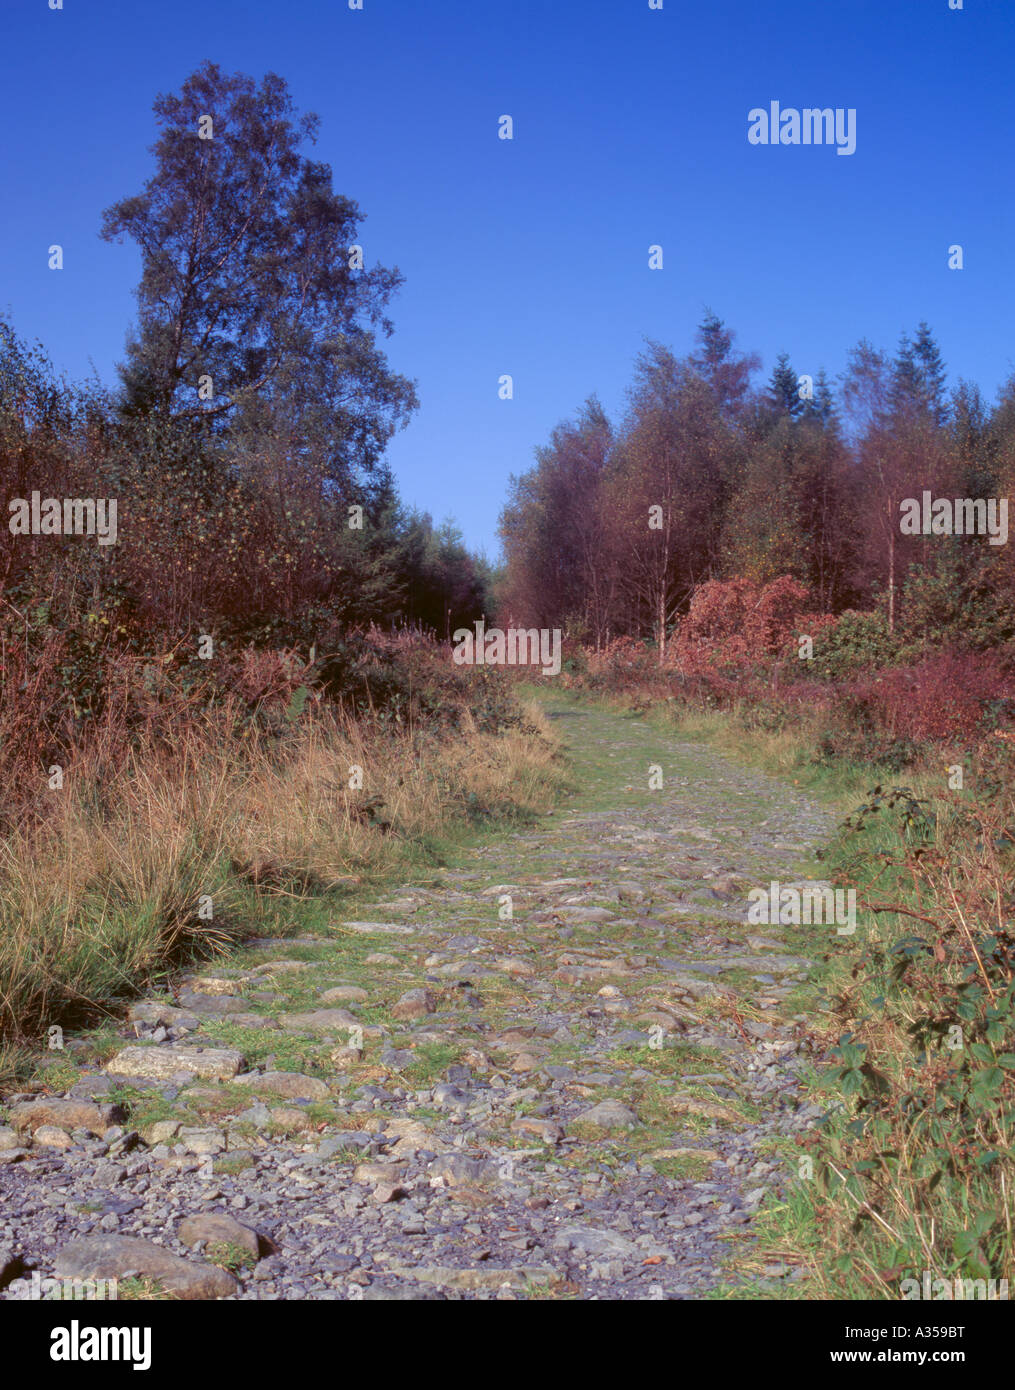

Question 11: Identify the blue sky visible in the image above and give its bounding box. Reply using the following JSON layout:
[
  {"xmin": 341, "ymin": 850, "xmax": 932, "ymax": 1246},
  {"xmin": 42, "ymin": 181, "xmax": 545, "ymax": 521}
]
[{"xmin": 1, "ymin": 0, "xmax": 1010, "ymax": 557}]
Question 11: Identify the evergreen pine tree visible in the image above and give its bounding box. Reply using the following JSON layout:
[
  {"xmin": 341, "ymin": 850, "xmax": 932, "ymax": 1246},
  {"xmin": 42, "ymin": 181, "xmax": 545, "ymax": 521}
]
[
  {"xmin": 912, "ymin": 321, "xmax": 949, "ymax": 427},
  {"xmin": 767, "ymin": 352, "xmax": 802, "ymax": 417}
]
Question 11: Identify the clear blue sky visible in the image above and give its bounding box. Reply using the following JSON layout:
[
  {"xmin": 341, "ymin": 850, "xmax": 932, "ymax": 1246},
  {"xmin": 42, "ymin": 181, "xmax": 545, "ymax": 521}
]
[{"xmin": 2, "ymin": 0, "xmax": 1010, "ymax": 558}]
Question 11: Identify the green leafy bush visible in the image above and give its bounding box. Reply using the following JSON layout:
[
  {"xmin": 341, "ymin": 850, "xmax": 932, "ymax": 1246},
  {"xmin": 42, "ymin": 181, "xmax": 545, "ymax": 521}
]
[{"xmin": 810, "ymin": 610, "xmax": 902, "ymax": 680}]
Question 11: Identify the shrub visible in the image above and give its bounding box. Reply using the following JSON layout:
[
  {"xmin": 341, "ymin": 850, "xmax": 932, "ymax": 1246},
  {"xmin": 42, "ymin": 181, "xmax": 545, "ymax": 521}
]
[
  {"xmin": 853, "ymin": 651, "xmax": 1012, "ymax": 746},
  {"xmin": 809, "ymin": 609, "xmax": 901, "ymax": 680},
  {"xmin": 674, "ymin": 575, "xmax": 831, "ymax": 673},
  {"xmin": 802, "ymin": 780, "xmax": 1015, "ymax": 1296}
]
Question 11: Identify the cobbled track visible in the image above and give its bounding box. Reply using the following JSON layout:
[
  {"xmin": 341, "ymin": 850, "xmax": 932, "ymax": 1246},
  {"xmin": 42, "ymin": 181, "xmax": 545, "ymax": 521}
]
[{"xmin": 0, "ymin": 700, "xmax": 837, "ymax": 1301}]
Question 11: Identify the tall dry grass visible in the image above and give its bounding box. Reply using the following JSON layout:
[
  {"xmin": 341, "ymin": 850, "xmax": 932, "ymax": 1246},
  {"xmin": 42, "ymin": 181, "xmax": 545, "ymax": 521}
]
[{"xmin": 0, "ymin": 693, "xmax": 564, "ymax": 1054}]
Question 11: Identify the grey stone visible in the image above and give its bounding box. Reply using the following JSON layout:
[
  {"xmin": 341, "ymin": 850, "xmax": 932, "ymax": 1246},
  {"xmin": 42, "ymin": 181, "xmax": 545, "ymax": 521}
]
[
  {"xmin": 574, "ymin": 1100, "xmax": 638, "ymax": 1129},
  {"xmin": 341, "ymin": 922, "xmax": 416, "ymax": 935},
  {"xmin": 105, "ymin": 1046, "xmax": 243, "ymax": 1081},
  {"xmin": 392, "ymin": 989, "xmax": 437, "ymax": 1020},
  {"xmin": 128, "ymin": 1001, "xmax": 200, "ymax": 1029},
  {"xmin": 316, "ymin": 1133, "xmax": 372, "ymax": 1157},
  {"xmin": 380, "ymin": 1048, "xmax": 414, "ymax": 1069},
  {"xmin": 431, "ymin": 1083, "xmax": 471, "ymax": 1112},
  {"xmin": 178, "ymin": 1213, "xmax": 260, "ymax": 1259},
  {"xmin": 54, "ymin": 1235, "xmax": 239, "ymax": 1299},
  {"xmin": 233, "ymin": 1070, "xmax": 331, "ymax": 1101},
  {"xmin": 10, "ymin": 1099, "xmax": 123, "ymax": 1137},
  {"xmin": 550, "ymin": 1225, "xmax": 641, "ymax": 1260},
  {"xmin": 427, "ymin": 1153, "xmax": 498, "ymax": 1187}
]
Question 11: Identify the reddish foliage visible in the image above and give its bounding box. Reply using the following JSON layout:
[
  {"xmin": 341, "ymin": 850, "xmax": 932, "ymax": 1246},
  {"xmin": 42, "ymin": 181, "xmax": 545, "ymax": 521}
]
[
  {"xmin": 851, "ymin": 651, "xmax": 1013, "ymax": 744},
  {"xmin": 584, "ymin": 635, "xmax": 657, "ymax": 677},
  {"xmin": 672, "ymin": 576, "xmax": 835, "ymax": 671},
  {"xmin": 564, "ymin": 597, "xmax": 1014, "ymax": 765}
]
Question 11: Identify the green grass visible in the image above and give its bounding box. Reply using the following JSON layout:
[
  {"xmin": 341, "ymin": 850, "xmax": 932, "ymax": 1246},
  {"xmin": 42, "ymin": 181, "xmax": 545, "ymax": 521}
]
[
  {"xmin": 116, "ymin": 1276, "xmax": 178, "ymax": 1301},
  {"xmin": 389, "ymin": 1041, "xmax": 465, "ymax": 1086},
  {"xmin": 205, "ymin": 1240, "xmax": 257, "ymax": 1274}
]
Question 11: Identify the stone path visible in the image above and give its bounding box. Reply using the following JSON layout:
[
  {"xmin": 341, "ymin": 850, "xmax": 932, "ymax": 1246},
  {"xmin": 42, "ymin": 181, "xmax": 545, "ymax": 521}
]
[{"xmin": 0, "ymin": 699, "xmax": 835, "ymax": 1301}]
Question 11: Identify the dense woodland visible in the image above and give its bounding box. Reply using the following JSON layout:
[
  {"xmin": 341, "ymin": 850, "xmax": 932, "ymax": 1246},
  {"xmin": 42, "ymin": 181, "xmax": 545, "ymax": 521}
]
[{"xmin": 498, "ymin": 313, "xmax": 1015, "ymax": 659}]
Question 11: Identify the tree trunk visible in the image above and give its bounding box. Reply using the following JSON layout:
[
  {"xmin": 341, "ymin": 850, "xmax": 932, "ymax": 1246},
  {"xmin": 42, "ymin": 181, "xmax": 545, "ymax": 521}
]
[{"xmin": 887, "ymin": 496, "xmax": 896, "ymax": 632}]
